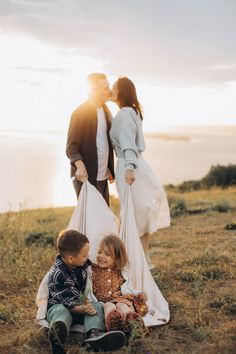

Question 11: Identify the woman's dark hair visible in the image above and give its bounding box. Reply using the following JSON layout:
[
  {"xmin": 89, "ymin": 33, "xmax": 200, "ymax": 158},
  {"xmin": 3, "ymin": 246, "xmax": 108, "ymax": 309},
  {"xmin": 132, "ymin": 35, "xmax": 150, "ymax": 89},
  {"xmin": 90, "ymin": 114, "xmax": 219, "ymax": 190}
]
[{"xmin": 116, "ymin": 77, "xmax": 143, "ymax": 120}]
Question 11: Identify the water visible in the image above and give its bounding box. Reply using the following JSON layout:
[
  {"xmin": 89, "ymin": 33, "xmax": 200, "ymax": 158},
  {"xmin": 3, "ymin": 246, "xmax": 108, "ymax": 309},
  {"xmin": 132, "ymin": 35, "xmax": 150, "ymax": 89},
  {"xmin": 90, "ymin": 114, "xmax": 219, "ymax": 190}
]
[{"xmin": 0, "ymin": 127, "xmax": 235, "ymax": 212}]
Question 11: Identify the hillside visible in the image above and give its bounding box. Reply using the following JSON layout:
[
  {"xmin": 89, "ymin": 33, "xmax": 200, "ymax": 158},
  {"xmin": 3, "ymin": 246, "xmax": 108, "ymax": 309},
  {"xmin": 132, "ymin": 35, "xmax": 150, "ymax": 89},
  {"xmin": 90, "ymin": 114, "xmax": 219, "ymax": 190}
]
[{"xmin": 0, "ymin": 187, "xmax": 236, "ymax": 354}]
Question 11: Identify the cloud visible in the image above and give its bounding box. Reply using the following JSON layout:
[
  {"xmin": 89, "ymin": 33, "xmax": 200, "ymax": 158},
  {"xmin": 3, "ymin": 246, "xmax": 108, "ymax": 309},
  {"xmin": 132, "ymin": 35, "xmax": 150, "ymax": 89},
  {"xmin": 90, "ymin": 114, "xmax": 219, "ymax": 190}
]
[
  {"xmin": 29, "ymin": 80, "xmax": 42, "ymax": 87},
  {"xmin": 14, "ymin": 65, "xmax": 69, "ymax": 75},
  {"xmin": 1, "ymin": 0, "xmax": 236, "ymax": 85}
]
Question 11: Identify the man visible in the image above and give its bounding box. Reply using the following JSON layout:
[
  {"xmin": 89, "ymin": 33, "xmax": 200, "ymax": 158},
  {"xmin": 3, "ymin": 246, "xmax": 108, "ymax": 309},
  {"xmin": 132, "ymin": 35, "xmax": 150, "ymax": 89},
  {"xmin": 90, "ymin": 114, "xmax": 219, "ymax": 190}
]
[{"xmin": 66, "ymin": 73, "xmax": 114, "ymax": 205}]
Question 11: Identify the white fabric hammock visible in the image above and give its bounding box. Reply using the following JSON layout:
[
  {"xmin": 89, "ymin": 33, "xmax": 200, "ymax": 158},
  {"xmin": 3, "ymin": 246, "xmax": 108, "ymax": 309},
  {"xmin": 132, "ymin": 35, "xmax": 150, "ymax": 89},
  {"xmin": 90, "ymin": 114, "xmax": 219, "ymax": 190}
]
[
  {"xmin": 67, "ymin": 181, "xmax": 119, "ymax": 263},
  {"xmin": 119, "ymin": 185, "xmax": 169, "ymax": 326},
  {"xmin": 36, "ymin": 181, "xmax": 169, "ymax": 329}
]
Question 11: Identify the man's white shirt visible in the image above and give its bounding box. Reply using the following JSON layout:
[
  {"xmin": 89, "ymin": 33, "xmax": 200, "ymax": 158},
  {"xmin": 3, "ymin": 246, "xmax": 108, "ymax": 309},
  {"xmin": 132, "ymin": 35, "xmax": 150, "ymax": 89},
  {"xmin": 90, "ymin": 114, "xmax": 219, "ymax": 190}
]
[{"xmin": 96, "ymin": 108, "xmax": 109, "ymax": 181}]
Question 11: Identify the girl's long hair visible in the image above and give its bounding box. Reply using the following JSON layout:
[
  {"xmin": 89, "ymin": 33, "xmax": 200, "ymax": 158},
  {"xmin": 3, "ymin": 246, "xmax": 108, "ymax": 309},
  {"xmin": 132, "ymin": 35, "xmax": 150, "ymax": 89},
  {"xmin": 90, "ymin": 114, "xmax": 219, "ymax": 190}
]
[
  {"xmin": 99, "ymin": 235, "xmax": 128, "ymax": 270},
  {"xmin": 116, "ymin": 77, "xmax": 143, "ymax": 120}
]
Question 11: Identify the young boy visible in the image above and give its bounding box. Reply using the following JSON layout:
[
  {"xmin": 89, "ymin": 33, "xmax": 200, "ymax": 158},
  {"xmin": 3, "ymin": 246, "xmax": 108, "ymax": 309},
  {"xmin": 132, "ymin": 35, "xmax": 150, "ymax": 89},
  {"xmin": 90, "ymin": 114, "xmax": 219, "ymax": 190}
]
[{"xmin": 47, "ymin": 229, "xmax": 126, "ymax": 353}]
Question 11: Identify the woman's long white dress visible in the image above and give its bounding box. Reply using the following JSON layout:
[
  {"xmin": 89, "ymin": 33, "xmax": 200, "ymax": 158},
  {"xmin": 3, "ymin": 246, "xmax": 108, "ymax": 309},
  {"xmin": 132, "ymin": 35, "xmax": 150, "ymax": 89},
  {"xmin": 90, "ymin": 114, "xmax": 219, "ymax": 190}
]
[{"xmin": 110, "ymin": 107, "xmax": 170, "ymax": 236}]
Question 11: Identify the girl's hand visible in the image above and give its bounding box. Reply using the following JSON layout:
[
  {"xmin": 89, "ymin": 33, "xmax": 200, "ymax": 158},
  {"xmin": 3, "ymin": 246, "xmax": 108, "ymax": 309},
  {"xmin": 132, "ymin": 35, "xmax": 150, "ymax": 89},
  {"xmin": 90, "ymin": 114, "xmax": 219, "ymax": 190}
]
[
  {"xmin": 142, "ymin": 291, "xmax": 148, "ymax": 301},
  {"xmin": 137, "ymin": 291, "xmax": 148, "ymax": 301},
  {"xmin": 125, "ymin": 170, "xmax": 135, "ymax": 185}
]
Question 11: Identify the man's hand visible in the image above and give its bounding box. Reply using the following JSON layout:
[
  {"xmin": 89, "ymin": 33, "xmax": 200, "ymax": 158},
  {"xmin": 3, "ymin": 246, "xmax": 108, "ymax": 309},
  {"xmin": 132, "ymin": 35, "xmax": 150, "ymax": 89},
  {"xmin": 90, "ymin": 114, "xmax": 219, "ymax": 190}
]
[
  {"xmin": 125, "ymin": 170, "xmax": 135, "ymax": 185},
  {"xmin": 75, "ymin": 160, "xmax": 88, "ymax": 182},
  {"xmin": 107, "ymin": 168, "xmax": 115, "ymax": 183}
]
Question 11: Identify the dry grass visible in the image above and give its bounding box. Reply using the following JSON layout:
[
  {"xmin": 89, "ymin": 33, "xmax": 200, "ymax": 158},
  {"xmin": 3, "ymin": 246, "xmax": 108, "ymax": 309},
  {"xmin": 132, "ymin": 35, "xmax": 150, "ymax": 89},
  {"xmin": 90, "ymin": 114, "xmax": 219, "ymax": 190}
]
[{"xmin": 0, "ymin": 188, "xmax": 236, "ymax": 354}]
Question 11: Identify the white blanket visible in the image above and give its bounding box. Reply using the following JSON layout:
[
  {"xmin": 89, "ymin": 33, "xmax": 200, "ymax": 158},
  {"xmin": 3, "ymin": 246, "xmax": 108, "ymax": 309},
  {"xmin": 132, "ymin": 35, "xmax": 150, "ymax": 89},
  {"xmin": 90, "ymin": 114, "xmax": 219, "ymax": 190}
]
[
  {"xmin": 120, "ymin": 185, "xmax": 169, "ymax": 326},
  {"xmin": 35, "ymin": 181, "xmax": 169, "ymax": 329},
  {"xmin": 67, "ymin": 181, "xmax": 119, "ymax": 263}
]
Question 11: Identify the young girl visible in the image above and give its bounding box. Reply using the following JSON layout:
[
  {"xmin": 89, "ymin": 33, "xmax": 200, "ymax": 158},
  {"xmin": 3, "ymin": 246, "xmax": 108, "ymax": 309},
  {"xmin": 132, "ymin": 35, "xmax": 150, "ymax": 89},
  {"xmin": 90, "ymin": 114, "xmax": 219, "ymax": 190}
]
[{"xmin": 90, "ymin": 234, "xmax": 148, "ymax": 331}]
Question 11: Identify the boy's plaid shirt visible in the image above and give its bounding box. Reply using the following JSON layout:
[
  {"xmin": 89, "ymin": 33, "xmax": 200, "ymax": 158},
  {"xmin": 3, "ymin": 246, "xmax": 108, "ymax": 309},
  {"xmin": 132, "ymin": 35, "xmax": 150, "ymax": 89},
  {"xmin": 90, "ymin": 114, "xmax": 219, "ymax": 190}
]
[{"xmin": 47, "ymin": 255, "xmax": 91, "ymax": 310}]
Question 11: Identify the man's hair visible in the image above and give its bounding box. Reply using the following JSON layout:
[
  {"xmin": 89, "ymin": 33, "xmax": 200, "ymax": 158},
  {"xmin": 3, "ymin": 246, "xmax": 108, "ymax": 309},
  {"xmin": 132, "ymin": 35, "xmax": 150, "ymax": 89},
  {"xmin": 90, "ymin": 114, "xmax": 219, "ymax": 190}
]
[
  {"xmin": 87, "ymin": 73, "xmax": 107, "ymax": 87},
  {"xmin": 57, "ymin": 230, "xmax": 89, "ymax": 258},
  {"xmin": 99, "ymin": 234, "xmax": 128, "ymax": 270}
]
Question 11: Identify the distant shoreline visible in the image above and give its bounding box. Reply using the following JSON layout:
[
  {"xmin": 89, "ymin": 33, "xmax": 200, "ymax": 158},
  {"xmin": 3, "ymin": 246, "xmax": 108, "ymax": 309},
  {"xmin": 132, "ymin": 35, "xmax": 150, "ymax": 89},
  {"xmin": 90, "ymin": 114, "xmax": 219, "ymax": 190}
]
[
  {"xmin": 144, "ymin": 133, "xmax": 190, "ymax": 141},
  {"xmin": 1, "ymin": 125, "xmax": 236, "ymax": 141},
  {"xmin": 1, "ymin": 125, "xmax": 235, "ymax": 213}
]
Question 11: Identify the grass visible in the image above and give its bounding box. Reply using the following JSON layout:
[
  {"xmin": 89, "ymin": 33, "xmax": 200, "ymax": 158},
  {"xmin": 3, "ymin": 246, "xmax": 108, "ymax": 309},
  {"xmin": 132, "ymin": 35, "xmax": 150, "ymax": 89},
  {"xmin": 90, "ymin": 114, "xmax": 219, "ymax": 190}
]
[{"xmin": 0, "ymin": 187, "xmax": 236, "ymax": 354}]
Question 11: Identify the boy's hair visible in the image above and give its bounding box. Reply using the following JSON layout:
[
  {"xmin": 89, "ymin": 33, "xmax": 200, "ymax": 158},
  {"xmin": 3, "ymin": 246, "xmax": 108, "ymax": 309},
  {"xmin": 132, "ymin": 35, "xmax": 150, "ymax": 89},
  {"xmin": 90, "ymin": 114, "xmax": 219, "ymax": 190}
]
[
  {"xmin": 57, "ymin": 230, "xmax": 89, "ymax": 258},
  {"xmin": 99, "ymin": 234, "xmax": 128, "ymax": 270}
]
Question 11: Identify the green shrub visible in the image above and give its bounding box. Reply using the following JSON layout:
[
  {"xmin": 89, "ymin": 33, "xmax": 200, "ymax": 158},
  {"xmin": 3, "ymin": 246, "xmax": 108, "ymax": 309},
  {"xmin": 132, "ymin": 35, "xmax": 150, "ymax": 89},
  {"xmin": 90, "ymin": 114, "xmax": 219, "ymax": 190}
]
[
  {"xmin": 0, "ymin": 311, "xmax": 7, "ymax": 322},
  {"xmin": 25, "ymin": 232, "xmax": 55, "ymax": 246},
  {"xmin": 185, "ymin": 254, "xmax": 230, "ymax": 266},
  {"xmin": 176, "ymin": 164, "xmax": 236, "ymax": 191},
  {"xmin": 212, "ymin": 201, "xmax": 230, "ymax": 213},
  {"xmin": 177, "ymin": 271, "xmax": 197, "ymax": 283},
  {"xmin": 178, "ymin": 180, "xmax": 202, "ymax": 192},
  {"xmin": 192, "ymin": 328, "xmax": 211, "ymax": 342},
  {"xmin": 201, "ymin": 267, "xmax": 232, "ymax": 280},
  {"xmin": 209, "ymin": 296, "xmax": 236, "ymax": 316},
  {"xmin": 170, "ymin": 199, "xmax": 187, "ymax": 217},
  {"xmin": 224, "ymin": 222, "xmax": 236, "ymax": 230},
  {"xmin": 209, "ymin": 296, "xmax": 234, "ymax": 309},
  {"xmin": 202, "ymin": 164, "xmax": 236, "ymax": 188},
  {"xmin": 37, "ymin": 214, "xmax": 56, "ymax": 224},
  {"xmin": 226, "ymin": 303, "xmax": 236, "ymax": 315}
]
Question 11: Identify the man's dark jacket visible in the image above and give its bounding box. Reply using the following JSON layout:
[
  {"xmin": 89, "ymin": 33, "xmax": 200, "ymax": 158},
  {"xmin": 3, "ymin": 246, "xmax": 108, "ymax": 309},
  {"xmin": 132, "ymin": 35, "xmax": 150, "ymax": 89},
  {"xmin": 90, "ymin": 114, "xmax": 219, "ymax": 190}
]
[{"xmin": 66, "ymin": 100, "xmax": 114, "ymax": 186}]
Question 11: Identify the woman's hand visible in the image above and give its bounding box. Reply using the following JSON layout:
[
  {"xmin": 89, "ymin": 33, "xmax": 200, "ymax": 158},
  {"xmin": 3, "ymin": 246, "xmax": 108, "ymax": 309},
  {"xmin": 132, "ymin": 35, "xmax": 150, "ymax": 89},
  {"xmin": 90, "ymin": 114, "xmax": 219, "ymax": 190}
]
[{"xmin": 125, "ymin": 170, "xmax": 135, "ymax": 185}]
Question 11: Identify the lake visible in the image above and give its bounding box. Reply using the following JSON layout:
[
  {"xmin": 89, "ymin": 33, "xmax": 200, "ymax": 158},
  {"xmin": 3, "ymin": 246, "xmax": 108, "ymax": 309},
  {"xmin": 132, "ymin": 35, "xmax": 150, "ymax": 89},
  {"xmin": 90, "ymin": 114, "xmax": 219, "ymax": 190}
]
[{"xmin": 0, "ymin": 126, "xmax": 235, "ymax": 212}]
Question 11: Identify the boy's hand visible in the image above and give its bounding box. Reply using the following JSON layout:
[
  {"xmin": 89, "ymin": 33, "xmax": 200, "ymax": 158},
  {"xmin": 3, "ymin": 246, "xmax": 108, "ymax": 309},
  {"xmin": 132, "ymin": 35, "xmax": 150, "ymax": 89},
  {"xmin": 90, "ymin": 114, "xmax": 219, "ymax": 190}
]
[
  {"xmin": 83, "ymin": 302, "xmax": 97, "ymax": 315},
  {"xmin": 70, "ymin": 302, "xmax": 97, "ymax": 315}
]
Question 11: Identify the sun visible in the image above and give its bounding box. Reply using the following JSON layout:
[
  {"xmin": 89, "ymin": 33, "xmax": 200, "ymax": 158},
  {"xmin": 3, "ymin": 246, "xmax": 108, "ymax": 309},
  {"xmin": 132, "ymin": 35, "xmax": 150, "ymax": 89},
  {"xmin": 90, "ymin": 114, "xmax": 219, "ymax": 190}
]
[{"xmin": 0, "ymin": 34, "xmax": 105, "ymax": 131}]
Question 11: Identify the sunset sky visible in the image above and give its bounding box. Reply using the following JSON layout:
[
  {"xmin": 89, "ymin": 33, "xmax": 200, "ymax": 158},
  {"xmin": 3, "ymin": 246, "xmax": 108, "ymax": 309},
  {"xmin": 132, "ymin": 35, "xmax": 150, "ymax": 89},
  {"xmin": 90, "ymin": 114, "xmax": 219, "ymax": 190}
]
[{"xmin": 0, "ymin": 0, "xmax": 236, "ymax": 132}]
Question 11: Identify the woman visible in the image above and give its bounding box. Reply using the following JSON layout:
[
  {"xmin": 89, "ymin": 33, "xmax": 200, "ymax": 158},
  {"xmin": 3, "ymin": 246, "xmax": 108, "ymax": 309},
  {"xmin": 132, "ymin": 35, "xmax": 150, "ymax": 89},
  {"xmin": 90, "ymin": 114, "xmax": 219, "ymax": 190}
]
[{"xmin": 110, "ymin": 77, "xmax": 170, "ymax": 269}]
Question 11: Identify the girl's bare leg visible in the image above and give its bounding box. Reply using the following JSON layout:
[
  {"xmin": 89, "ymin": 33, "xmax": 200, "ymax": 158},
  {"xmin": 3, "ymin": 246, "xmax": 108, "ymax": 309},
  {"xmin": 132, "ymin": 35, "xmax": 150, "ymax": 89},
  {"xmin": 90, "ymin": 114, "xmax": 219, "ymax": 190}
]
[
  {"xmin": 116, "ymin": 302, "xmax": 134, "ymax": 315},
  {"xmin": 103, "ymin": 302, "xmax": 116, "ymax": 319},
  {"xmin": 117, "ymin": 303, "xmax": 142, "ymax": 331},
  {"xmin": 104, "ymin": 302, "xmax": 124, "ymax": 331}
]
